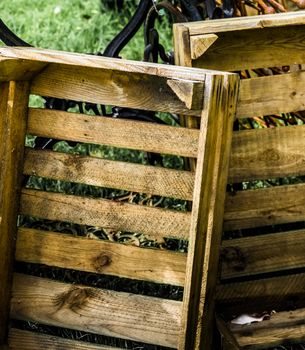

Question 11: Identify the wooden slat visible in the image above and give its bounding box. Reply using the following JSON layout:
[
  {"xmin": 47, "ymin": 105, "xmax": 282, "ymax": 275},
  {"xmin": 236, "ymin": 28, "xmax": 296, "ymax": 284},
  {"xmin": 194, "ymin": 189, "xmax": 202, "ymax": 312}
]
[
  {"xmin": 179, "ymin": 73, "xmax": 239, "ymax": 350},
  {"xmin": 191, "ymin": 25, "xmax": 305, "ymax": 71},
  {"xmin": 0, "ymin": 58, "xmax": 46, "ymax": 82},
  {"xmin": 20, "ymin": 189, "xmax": 191, "ymax": 241},
  {"xmin": 237, "ymin": 72, "xmax": 305, "ymax": 118},
  {"xmin": 10, "ymin": 274, "xmax": 181, "ymax": 348},
  {"xmin": 27, "ymin": 108, "xmax": 200, "ymax": 158},
  {"xmin": 229, "ymin": 125, "xmax": 305, "ymax": 182},
  {"xmin": 30, "ymin": 63, "xmax": 204, "ymax": 116},
  {"xmin": 185, "ymin": 11, "xmax": 305, "ymax": 35},
  {"xmin": 9, "ymin": 329, "xmax": 124, "ymax": 350},
  {"xmin": 23, "ymin": 149, "xmax": 195, "ymax": 201},
  {"xmin": 229, "ymin": 307, "xmax": 305, "ymax": 349},
  {"xmin": 15, "ymin": 228, "xmax": 186, "ymax": 286},
  {"xmin": 216, "ymin": 272, "xmax": 305, "ymax": 315},
  {"xmin": 0, "ymin": 81, "xmax": 29, "ymax": 343},
  {"xmin": 221, "ymin": 229, "xmax": 305, "ymax": 280},
  {"xmin": 0, "ymin": 46, "xmax": 225, "ymax": 80},
  {"xmin": 224, "ymin": 183, "xmax": 305, "ymax": 231}
]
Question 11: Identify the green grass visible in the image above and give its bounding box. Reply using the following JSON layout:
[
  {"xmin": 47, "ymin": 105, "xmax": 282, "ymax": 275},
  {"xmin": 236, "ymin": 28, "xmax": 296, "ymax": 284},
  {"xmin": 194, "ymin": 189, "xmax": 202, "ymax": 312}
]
[{"xmin": 0, "ymin": 0, "xmax": 172, "ymax": 60}]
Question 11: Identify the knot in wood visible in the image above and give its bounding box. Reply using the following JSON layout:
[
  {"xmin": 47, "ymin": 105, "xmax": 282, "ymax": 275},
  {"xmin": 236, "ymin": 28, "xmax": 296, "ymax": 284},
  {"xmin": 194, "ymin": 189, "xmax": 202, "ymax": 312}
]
[
  {"xmin": 54, "ymin": 286, "xmax": 95, "ymax": 312},
  {"xmin": 93, "ymin": 253, "xmax": 112, "ymax": 272},
  {"xmin": 221, "ymin": 246, "xmax": 247, "ymax": 272}
]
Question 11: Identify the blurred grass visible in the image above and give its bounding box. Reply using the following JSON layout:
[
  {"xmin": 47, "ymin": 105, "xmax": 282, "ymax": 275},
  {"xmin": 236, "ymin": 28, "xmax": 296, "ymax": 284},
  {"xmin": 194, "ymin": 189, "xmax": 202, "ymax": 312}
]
[{"xmin": 0, "ymin": 0, "xmax": 172, "ymax": 60}]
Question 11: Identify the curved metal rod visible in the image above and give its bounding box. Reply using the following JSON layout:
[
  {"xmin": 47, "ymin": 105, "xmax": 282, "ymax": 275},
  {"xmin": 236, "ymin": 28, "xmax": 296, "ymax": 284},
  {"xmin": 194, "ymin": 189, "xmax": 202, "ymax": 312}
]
[
  {"xmin": 0, "ymin": 18, "xmax": 31, "ymax": 46},
  {"xmin": 103, "ymin": 0, "xmax": 152, "ymax": 57}
]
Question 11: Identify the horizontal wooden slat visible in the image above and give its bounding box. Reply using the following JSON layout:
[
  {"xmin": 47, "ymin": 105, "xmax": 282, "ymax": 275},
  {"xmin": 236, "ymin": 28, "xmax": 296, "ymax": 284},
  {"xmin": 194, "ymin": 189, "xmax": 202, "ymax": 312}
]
[
  {"xmin": 229, "ymin": 125, "xmax": 305, "ymax": 182},
  {"xmin": 0, "ymin": 46, "xmax": 224, "ymax": 79},
  {"xmin": 237, "ymin": 72, "xmax": 305, "ymax": 118},
  {"xmin": 216, "ymin": 272, "xmax": 305, "ymax": 315},
  {"xmin": 185, "ymin": 11, "xmax": 305, "ymax": 35},
  {"xmin": 229, "ymin": 307, "xmax": 305, "ymax": 349},
  {"xmin": 9, "ymin": 329, "xmax": 123, "ymax": 350},
  {"xmin": 27, "ymin": 108, "xmax": 200, "ymax": 158},
  {"xmin": 224, "ymin": 183, "xmax": 305, "ymax": 231},
  {"xmin": 30, "ymin": 63, "xmax": 203, "ymax": 116},
  {"xmin": 15, "ymin": 228, "xmax": 186, "ymax": 286},
  {"xmin": 10, "ymin": 274, "xmax": 181, "ymax": 348},
  {"xmin": 221, "ymin": 229, "xmax": 305, "ymax": 280},
  {"xmin": 0, "ymin": 58, "xmax": 47, "ymax": 82},
  {"xmin": 20, "ymin": 189, "xmax": 191, "ymax": 241},
  {"xmin": 24, "ymin": 149, "xmax": 195, "ymax": 201}
]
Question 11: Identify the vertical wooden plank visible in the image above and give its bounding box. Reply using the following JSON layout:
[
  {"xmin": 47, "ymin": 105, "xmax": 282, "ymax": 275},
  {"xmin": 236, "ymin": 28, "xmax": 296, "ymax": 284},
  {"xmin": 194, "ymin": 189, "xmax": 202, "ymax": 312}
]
[
  {"xmin": 179, "ymin": 73, "xmax": 239, "ymax": 350},
  {"xmin": 0, "ymin": 81, "xmax": 29, "ymax": 344},
  {"xmin": 173, "ymin": 23, "xmax": 200, "ymax": 171}
]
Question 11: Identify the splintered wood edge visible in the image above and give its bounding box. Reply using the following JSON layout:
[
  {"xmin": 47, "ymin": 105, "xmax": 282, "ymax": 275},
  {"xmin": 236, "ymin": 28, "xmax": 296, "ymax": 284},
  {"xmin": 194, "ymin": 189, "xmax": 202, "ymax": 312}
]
[
  {"xmin": 167, "ymin": 79, "xmax": 204, "ymax": 110},
  {"xmin": 190, "ymin": 34, "xmax": 218, "ymax": 60}
]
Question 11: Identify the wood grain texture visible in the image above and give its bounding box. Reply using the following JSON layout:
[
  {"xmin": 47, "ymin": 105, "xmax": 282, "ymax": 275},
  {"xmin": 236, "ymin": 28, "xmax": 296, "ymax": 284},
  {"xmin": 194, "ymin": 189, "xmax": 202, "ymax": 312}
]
[
  {"xmin": 179, "ymin": 73, "xmax": 239, "ymax": 350},
  {"xmin": 230, "ymin": 307, "xmax": 305, "ymax": 349},
  {"xmin": 184, "ymin": 10, "xmax": 305, "ymax": 35},
  {"xmin": 27, "ymin": 108, "xmax": 200, "ymax": 158},
  {"xmin": 0, "ymin": 46, "xmax": 225, "ymax": 79},
  {"xmin": 191, "ymin": 26, "xmax": 305, "ymax": 71},
  {"xmin": 15, "ymin": 228, "xmax": 186, "ymax": 286},
  {"xmin": 190, "ymin": 34, "xmax": 218, "ymax": 60},
  {"xmin": 228, "ymin": 125, "xmax": 305, "ymax": 182},
  {"xmin": 221, "ymin": 229, "xmax": 305, "ymax": 279},
  {"xmin": 9, "ymin": 329, "xmax": 124, "ymax": 350},
  {"xmin": 167, "ymin": 79, "xmax": 204, "ymax": 110},
  {"xmin": 173, "ymin": 24, "xmax": 193, "ymax": 68},
  {"xmin": 0, "ymin": 58, "xmax": 46, "ymax": 82},
  {"xmin": 10, "ymin": 274, "xmax": 181, "ymax": 348},
  {"xmin": 30, "ymin": 63, "xmax": 203, "ymax": 116},
  {"xmin": 216, "ymin": 272, "xmax": 305, "ymax": 315},
  {"xmin": 0, "ymin": 81, "xmax": 29, "ymax": 343},
  {"xmin": 237, "ymin": 71, "xmax": 305, "ymax": 118},
  {"xmin": 23, "ymin": 149, "xmax": 195, "ymax": 200},
  {"xmin": 20, "ymin": 189, "xmax": 191, "ymax": 241},
  {"xmin": 224, "ymin": 183, "xmax": 305, "ymax": 231}
]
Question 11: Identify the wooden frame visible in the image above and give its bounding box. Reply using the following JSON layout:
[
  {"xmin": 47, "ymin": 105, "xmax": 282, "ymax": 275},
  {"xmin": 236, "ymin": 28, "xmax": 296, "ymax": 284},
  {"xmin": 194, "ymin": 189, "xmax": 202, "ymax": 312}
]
[
  {"xmin": 0, "ymin": 47, "xmax": 238, "ymax": 349},
  {"xmin": 173, "ymin": 10, "xmax": 305, "ymax": 350}
]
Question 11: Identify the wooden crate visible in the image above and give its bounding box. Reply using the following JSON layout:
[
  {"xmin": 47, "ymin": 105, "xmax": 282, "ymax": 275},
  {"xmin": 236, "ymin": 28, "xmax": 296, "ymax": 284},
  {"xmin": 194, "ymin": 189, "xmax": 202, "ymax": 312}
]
[
  {"xmin": 173, "ymin": 10, "xmax": 305, "ymax": 350},
  {"xmin": 0, "ymin": 47, "xmax": 239, "ymax": 349}
]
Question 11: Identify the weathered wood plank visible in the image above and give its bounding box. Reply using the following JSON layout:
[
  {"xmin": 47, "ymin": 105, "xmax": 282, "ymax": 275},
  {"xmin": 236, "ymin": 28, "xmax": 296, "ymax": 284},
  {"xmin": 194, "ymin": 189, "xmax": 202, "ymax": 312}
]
[
  {"xmin": 228, "ymin": 125, "xmax": 305, "ymax": 182},
  {"xmin": 23, "ymin": 149, "xmax": 195, "ymax": 200},
  {"xmin": 237, "ymin": 72, "xmax": 305, "ymax": 118},
  {"xmin": 0, "ymin": 81, "xmax": 29, "ymax": 343},
  {"xmin": 221, "ymin": 229, "xmax": 305, "ymax": 280},
  {"xmin": 191, "ymin": 26, "xmax": 305, "ymax": 71},
  {"xmin": 224, "ymin": 183, "xmax": 305, "ymax": 231},
  {"xmin": 216, "ymin": 272, "xmax": 305, "ymax": 315},
  {"xmin": 10, "ymin": 274, "xmax": 181, "ymax": 348},
  {"xmin": 0, "ymin": 58, "xmax": 46, "ymax": 82},
  {"xmin": 179, "ymin": 73, "xmax": 239, "ymax": 350},
  {"xmin": 20, "ymin": 189, "xmax": 191, "ymax": 241},
  {"xmin": 15, "ymin": 228, "xmax": 186, "ymax": 286},
  {"xmin": 30, "ymin": 63, "xmax": 204, "ymax": 116},
  {"xmin": 9, "ymin": 329, "xmax": 123, "ymax": 350},
  {"xmin": 229, "ymin": 307, "xmax": 305, "ymax": 349},
  {"xmin": 0, "ymin": 46, "xmax": 225, "ymax": 79},
  {"xmin": 27, "ymin": 108, "xmax": 200, "ymax": 158},
  {"xmin": 185, "ymin": 11, "xmax": 305, "ymax": 35}
]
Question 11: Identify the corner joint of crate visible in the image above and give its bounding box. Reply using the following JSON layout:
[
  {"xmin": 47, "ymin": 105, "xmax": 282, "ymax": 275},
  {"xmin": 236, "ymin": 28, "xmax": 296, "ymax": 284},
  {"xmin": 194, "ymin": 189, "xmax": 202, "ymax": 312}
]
[
  {"xmin": 167, "ymin": 78, "xmax": 204, "ymax": 110},
  {"xmin": 190, "ymin": 34, "xmax": 218, "ymax": 60}
]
